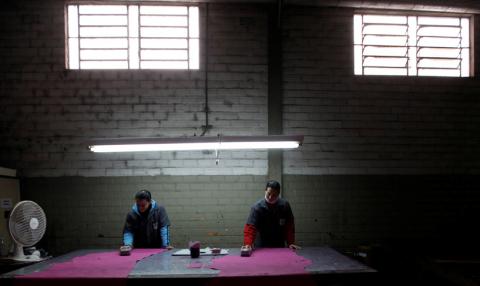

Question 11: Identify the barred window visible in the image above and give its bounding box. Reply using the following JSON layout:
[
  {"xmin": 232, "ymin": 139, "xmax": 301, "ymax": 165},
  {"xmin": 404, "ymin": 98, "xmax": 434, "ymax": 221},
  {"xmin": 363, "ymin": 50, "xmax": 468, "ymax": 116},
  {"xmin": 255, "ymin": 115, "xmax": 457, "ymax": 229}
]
[
  {"xmin": 66, "ymin": 5, "xmax": 199, "ymax": 70},
  {"xmin": 354, "ymin": 14, "xmax": 471, "ymax": 77}
]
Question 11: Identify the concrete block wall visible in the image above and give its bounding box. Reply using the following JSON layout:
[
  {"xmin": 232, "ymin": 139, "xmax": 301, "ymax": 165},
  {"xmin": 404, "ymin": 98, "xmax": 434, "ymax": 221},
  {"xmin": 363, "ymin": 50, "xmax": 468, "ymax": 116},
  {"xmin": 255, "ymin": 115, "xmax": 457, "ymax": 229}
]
[
  {"xmin": 283, "ymin": 6, "xmax": 480, "ymax": 175},
  {"xmin": 21, "ymin": 175, "xmax": 266, "ymax": 254}
]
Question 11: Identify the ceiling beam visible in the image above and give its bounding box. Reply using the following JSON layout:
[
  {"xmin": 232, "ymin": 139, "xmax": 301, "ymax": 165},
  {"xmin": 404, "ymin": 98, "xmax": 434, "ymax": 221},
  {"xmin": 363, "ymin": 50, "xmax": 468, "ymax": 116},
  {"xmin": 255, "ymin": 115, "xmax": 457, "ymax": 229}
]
[
  {"xmin": 93, "ymin": 0, "xmax": 480, "ymax": 13},
  {"xmin": 285, "ymin": 0, "xmax": 480, "ymax": 13}
]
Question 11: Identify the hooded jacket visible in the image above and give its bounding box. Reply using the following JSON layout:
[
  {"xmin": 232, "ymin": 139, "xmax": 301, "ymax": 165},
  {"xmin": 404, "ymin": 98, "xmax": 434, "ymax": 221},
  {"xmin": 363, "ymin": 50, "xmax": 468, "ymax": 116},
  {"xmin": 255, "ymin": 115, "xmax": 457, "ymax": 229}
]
[{"xmin": 123, "ymin": 200, "xmax": 171, "ymax": 248}]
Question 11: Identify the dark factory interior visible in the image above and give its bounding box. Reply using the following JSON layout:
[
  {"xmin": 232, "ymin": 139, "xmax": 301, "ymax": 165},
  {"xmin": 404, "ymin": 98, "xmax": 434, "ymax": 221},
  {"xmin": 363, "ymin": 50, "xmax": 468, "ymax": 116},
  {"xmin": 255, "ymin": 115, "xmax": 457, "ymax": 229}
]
[{"xmin": 0, "ymin": 0, "xmax": 479, "ymax": 285}]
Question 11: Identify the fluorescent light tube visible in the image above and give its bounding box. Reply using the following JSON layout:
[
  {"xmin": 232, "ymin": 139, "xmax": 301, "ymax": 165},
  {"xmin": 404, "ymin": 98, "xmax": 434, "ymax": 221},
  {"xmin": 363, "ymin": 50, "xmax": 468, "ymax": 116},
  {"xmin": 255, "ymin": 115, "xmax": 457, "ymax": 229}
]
[{"xmin": 88, "ymin": 135, "xmax": 303, "ymax": 153}]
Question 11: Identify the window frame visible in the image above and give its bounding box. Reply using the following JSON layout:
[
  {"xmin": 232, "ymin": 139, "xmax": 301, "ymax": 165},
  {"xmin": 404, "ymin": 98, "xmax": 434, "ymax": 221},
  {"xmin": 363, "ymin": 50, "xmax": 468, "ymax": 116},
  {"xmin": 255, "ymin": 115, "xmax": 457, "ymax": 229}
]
[
  {"xmin": 353, "ymin": 10, "xmax": 475, "ymax": 77},
  {"xmin": 65, "ymin": 2, "xmax": 200, "ymax": 70}
]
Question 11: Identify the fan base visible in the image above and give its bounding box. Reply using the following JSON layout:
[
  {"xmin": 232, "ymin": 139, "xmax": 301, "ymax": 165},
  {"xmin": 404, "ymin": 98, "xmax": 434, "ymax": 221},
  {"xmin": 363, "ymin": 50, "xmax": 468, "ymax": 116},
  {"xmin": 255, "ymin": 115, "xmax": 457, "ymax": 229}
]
[
  {"xmin": 7, "ymin": 244, "xmax": 47, "ymax": 262},
  {"xmin": 5, "ymin": 255, "xmax": 48, "ymax": 262}
]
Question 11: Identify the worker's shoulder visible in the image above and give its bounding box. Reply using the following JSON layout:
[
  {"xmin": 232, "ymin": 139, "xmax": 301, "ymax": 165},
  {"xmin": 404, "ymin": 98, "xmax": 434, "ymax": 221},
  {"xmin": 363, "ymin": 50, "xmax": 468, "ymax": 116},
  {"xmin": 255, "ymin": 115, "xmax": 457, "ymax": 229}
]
[
  {"xmin": 152, "ymin": 203, "xmax": 167, "ymax": 213},
  {"xmin": 277, "ymin": 198, "xmax": 290, "ymax": 207},
  {"xmin": 251, "ymin": 198, "xmax": 291, "ymax": 211},
  {"xmin": 251, "ymin": 198, "xmax": 266, "ymax": 209},
  {"xmin": 126, "ymin": 209, "xmax": 139, "ymax": 219}
]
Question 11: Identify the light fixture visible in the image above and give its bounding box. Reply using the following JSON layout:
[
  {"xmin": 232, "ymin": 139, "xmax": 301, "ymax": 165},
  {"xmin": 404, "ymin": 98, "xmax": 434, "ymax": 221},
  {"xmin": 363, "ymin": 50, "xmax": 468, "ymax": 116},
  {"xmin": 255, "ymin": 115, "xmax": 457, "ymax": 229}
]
[{"xmin": 88, "ymin": 135, "xmax": 304, "ymax": 153}]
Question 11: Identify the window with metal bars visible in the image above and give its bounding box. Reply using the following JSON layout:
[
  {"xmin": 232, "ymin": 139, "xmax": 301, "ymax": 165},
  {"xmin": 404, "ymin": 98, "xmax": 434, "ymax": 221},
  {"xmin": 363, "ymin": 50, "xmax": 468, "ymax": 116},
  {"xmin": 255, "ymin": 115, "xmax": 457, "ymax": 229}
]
[
  {"xmin": 354, "ymin": 14, "xmax": 471, "ymax": 77},
  {"xmin": 66, "ymin": 4, "xmax": 199, "ymax": 70}
]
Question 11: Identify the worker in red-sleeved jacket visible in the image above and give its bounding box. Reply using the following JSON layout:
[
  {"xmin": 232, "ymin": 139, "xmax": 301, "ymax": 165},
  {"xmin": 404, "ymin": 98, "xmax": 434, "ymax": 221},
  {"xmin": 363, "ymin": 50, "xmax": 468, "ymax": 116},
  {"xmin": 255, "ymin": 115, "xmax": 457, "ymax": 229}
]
[{"xmin": 243, "ymin": 180, "xmax": 301, "ymax": 251}]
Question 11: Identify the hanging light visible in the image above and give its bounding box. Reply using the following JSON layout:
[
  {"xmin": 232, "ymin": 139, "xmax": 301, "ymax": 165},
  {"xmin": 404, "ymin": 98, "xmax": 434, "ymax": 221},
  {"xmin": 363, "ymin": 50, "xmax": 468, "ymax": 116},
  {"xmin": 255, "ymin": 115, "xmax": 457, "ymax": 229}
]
[{"xmin": 88, "ymin": 135, "xmax": 303, "ymax": 153}]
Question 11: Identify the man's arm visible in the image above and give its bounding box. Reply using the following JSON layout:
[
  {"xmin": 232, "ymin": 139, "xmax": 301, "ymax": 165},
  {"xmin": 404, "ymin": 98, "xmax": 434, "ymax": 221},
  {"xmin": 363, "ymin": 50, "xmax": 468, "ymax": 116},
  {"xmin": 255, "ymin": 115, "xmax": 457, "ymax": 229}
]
[
  {"xmin": 160, "ymin": 225, "xmax": 170, "ymax": 248},
  {"xmin": 123, "ymin": 232, "xmax": 134, "ymax": 246},
  {"xmin": 244, "ymin": 224, "xmax": 257, "ymax": 246},
  {"xmin": 285, "ymin": 202, "xmax": 301, "ymax": 249},
  {"xmin": 244, "ymin": 206, "xmax": 258, "ymax": 247},
  {"xmin": 285, "ymin": 219, "xmax": 295, "ymax": 246},
  {"xmin": 123, "ymin": 213, "xmax": 134, "ymax": 246},
  {"xmin": 158, "ymin": 206, "xmax": 172, "ymax": 248}
]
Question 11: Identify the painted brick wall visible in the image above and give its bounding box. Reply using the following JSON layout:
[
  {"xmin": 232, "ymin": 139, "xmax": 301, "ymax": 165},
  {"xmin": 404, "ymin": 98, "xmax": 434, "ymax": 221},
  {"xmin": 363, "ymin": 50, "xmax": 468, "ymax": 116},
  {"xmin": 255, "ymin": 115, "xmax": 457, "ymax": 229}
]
[
  {"xmin": 3, "ymin": 2, "xmax": 479, "ymax": 177},
  {"xmin": 0, "ymin": 1, "xmax": 269, "ymax": 177}
]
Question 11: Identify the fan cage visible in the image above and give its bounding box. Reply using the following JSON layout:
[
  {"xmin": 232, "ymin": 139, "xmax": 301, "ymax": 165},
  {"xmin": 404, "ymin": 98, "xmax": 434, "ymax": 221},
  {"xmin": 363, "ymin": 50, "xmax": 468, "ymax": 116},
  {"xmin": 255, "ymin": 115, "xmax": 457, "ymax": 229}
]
[{"xmin": 8, "ymin": 200, "xmax": 47, "ymax": 247}]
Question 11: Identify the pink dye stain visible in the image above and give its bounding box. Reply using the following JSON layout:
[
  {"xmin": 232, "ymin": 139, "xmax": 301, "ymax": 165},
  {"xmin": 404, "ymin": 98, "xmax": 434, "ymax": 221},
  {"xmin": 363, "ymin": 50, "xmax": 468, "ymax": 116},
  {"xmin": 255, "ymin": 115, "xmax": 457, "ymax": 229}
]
[
  {"xmin": 209, "ymin": 248, "xmax": 312, "ymax": 277},
  {"xmin": 17, "ymin": 249, "xmax": 165, "ymax": 278}
]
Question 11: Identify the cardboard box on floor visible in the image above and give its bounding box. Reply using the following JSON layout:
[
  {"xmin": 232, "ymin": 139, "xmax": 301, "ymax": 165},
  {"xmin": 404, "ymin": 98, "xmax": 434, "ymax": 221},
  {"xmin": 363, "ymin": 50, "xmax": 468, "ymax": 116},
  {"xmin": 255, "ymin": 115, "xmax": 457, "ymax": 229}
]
[{"xmin": 0, "ymin": 167, "xmax": 20, "ymax": 256}]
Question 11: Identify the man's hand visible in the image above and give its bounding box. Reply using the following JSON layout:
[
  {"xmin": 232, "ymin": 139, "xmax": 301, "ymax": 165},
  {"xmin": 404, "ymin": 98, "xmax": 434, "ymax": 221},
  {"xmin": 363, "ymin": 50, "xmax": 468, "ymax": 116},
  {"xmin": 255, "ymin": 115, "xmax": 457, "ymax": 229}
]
[
  {"xmin": 119, "ymin": 245, "xmax": 132, "ymax": 256},
  {"xmin": 166, "ymin": 245, "xmax": 174, "ymax": 250},
  {"xmin": 241, "ymin": 245, "xmax": 252, "ymax": 257},
  {"xmin": 288, "ymin": 244, "xmax": 302, "ymax": 250}
]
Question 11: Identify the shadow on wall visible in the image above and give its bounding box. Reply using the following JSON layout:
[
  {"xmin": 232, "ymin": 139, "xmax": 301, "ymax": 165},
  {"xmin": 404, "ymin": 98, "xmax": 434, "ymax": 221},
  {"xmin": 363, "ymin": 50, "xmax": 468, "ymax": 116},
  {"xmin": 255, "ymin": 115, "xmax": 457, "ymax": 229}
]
[{"xmin": 284, "ymin": 175, "xmax": 480, "ymax": 251}]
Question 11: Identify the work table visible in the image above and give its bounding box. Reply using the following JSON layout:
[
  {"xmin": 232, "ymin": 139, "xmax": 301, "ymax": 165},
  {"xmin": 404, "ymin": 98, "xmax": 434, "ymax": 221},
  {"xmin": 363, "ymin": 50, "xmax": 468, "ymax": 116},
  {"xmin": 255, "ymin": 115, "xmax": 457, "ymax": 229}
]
[{"xmin": 1, "ymin": 246, "xmax": 376, "ymax": 286}]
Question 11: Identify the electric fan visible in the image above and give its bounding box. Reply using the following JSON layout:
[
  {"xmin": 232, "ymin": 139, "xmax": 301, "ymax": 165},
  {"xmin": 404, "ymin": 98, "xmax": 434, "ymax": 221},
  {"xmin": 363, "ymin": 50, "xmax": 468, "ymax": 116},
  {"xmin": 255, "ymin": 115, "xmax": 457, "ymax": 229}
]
[{"xmin": 7, "ymin": 200, "xmax": 47, "ymax": 261}]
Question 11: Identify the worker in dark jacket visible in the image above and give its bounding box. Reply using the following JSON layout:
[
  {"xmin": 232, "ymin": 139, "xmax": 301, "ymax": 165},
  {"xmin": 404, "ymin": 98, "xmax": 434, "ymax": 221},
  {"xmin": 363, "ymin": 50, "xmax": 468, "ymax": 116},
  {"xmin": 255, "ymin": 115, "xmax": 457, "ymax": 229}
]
[
  {"xmin": 243, "ymin": 180, "xmax": 301, "ymax": 251},
  {"xmin": 123, "ymin": 190, "xmax": 172, "ymax": 248}
]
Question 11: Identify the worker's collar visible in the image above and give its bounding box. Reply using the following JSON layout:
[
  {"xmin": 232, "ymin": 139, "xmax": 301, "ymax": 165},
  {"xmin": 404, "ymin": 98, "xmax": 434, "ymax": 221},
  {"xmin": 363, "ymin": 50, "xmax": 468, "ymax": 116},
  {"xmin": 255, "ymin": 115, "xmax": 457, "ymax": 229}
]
[
  {"xmin": 264, "ymin": 194, "xmax": 279, "ymax": 205},
  {"xmin": 133, "ymin": 199, "xmax": 157, "ymax": 215},
  {"xmin": 139, "ymin": 203, "xmax": 152, "ymax": 215}
]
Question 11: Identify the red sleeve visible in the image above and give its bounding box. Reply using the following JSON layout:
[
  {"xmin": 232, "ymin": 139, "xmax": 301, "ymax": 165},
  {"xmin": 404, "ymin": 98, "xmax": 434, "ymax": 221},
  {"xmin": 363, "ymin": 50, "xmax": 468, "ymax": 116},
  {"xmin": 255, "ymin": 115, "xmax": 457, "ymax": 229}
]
[
  {"xmin": 243, "ymin": 224, "xmax": 257, "ymax": 246},
  {"xmin": 285, "ymin": 219, "xmax": 295, "ymax": 246}
]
